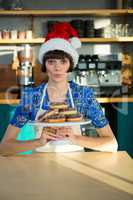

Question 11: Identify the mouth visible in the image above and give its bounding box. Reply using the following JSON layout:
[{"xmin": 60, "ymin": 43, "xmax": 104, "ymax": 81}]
[{"xmin": 53, "ymin": 73, "xmax": 66, "ymax": 77}]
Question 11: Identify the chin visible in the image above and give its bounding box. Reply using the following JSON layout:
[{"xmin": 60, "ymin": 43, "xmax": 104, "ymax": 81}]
[
  {"xmin": 53, "ymin": 78, "xmax": 64, "ymax": 82},
  {"xmin": 52, "ymin": 76, "xmax": 67, "ymax": 82}
]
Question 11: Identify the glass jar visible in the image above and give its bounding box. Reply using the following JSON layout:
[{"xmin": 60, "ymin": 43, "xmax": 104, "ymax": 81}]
[
  {"xmin": 123, "ymin": 0, "xmax": 133, "ymax": 9},
  {"xmin": 1, "ymin": 0, "xmax": 23, "ymax": 10}
]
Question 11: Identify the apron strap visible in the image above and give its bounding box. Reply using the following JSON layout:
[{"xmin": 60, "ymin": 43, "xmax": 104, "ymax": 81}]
[
  {"xmin": 39, "ymin": 83, "xmax": 48, "ymax": 110},
  {"xmin": 68, "ymin": 85, "xmax": 75, "ymax": 108}
]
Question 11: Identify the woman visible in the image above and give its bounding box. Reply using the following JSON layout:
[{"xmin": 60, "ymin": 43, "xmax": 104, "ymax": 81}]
[{"xmin": 0, "ymin": 22, "xmax": 118, "ymax": 155}]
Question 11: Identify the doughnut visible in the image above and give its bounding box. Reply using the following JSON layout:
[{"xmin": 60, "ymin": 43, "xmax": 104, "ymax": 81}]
[
  {"xmin": 59, "ymin": 108, "xmax": 77, "ymax": 115},
  {"xmin": 66, "ymin": 113, "xmax": 83, "ymax": 122},
  {"xmin": 37, "ymin": 109, "xmax": 58, "ymax": 121},
  {"xmin": 50, "ymin": 102, "xmax": 68, "ymax": 109},
  {"xmin": 45, "ymin": 114, "xmax": 66, "ymax": 123}
]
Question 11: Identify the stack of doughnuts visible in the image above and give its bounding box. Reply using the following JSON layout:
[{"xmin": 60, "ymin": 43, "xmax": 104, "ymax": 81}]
[{"xmin": 38, "ymin": 102, "xmax": 83, "ymax": 123}]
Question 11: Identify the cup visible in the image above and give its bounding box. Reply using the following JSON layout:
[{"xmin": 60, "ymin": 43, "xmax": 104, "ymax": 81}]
[
  {"xmin": 115, "ymin": 24, "xmax": 123, "ymax": 37},
  {"xmin": 11, "ymin": 30, "xmax": 18, "ymax": 39},
  {"xmin": 104, "ymin": 25, "xmax": 112, "ymax": 38},
  {"xmin": 2, "ymin": 30, "xmax": 10, "ymax": 39},
  {"xmin": 18, "ymin": 31, "xmax": 26, "ymax": 39},
  {"xmin": 0, "ymin": 31, "xmax": 2, "ymax": 39},
  {"xmin": 123, "ymin": 24, "xmax": 129, "ymax": 37},
  {"xmin": 26, "ymin": 30, "xmax": 32, "ymax": 39}
]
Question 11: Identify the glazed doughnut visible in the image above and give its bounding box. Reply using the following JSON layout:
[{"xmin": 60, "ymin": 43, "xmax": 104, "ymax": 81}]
[
  {"xmin": 50, "ymin": 102, "xmax": 68, "ymax": 109},
  {"xmin": 37, "ymin": 109, "xmax": 58, "ymax": 121},
  {"xmin": 59, "ymin": 108, "xmax": 77, "ymax": 115},
  {"xmin": 66, "ymin": 113, "xmax": 83, "ymax": 122},
  {"xmin": 45, "ymin": 114, "xmax": 66, "ymax": 123}
]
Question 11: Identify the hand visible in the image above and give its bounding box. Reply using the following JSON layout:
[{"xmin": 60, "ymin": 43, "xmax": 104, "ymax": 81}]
[
  {"xmin": 40, "ymin": 127, "xmax": 65, "ymax": 145},
  {"xmin": 56, "ymin": 127, "xmax": 77, "ymax": 143}
]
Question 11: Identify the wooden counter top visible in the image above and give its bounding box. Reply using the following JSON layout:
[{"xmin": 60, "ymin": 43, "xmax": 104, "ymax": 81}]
[
  {"xmin": 97, "ymin": 97, "xmax": 133, "ymax": 103},
  {"xmin": 0, "ymin": 97, "xmax": 133, "ymax": 104},
  {"xmin": 0, "ymin": 151, "xmax": 132, "ymax": 200}
]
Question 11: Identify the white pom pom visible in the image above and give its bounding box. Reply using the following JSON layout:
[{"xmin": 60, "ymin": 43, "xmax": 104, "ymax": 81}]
[{"xmin": 69, "ymin": 37, "xmax": 81, "ymax": 49}]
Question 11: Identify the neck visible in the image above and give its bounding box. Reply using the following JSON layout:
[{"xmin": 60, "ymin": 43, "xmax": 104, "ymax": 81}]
[
  {"xmin": 47, "ymin": 79, "xmax": 68, "ymax": 90},
  {"xmin": 47, "ymin": 79, "xmax": 69, "ymax": 102}
]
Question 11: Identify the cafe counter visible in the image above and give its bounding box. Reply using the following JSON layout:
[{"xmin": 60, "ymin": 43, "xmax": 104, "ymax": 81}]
[
  {"xmin": 0, "ymin": 97, "xmax": 133, "ymax": 104},
  {"xmin": 0, "ymin": 151, "xmax": 132, "ymax": 200}
]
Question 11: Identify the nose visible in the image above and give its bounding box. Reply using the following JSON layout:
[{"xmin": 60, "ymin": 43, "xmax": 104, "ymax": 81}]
[{"xmin": 54, "ymin": 60, "xmax": 61, "ymax": 70}]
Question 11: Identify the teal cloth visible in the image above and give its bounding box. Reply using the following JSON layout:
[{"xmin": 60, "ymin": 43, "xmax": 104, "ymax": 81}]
[
  {"xmin": 17, "ymin": 124, "xmax": 36, "ymax": 155},
  {"xmin": 0, "ymin": 104, "xmax": 36, "ymax": 155}
]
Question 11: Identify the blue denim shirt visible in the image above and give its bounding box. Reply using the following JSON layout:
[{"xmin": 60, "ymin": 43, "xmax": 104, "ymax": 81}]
[{"xmin": 10, "ymin": 81, "xmax": 108, "ymax": 128}]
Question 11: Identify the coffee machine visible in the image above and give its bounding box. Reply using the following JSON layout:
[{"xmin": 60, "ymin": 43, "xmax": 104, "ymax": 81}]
[
  {"xmin": 86, "ymin": 55, "xmax": 99, "ymax": 86},
  {"xmin": 71, "ymin": 54, "xmax": 100, "ymax": 96},
  {"xmin": 73, "ymin": 55, "xmax": 99, "ymax": 86},
  {"xmin": 97, "ymin": 60, "xmax": 122, "ymax": 96},
  {"xmin": 73, "ymin": 55, "xmax": 88, "ymax": 85},
  {"xmin": 16, "ymin": 44, "xmax": 34, "ymax": 87},
  {"xmin": 71, "ymin": 54, "xmax": 122, "ymax": 97}
]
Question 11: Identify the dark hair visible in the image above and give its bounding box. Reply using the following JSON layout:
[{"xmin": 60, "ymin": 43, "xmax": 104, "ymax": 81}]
[{"xmin": 41, "ymin": 50, "xmax": 74, "ymax": 72}]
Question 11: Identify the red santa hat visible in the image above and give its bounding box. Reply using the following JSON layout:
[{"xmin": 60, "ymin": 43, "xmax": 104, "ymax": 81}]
[{"xmin": 38, "ymin": 22, "xmax": 81, "ymax": 67}]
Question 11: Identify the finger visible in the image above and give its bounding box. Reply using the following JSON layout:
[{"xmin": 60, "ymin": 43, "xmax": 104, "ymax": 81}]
[
  {"xmin": 44, "ymin": 131, "xmax": 64, "ymax": 139},
  {"xmin": 45, "ymin": 135, "xmax": 59, "ymax": 141},
  {"xmin": 47, "ymin": 127, "xmax": 59, "ymax": 131},
  {"xmin": 42, "ymin": 133, "xmax": 57, "ymax": 140},
  {"xmin": 57, "ymin": 127, "xmax": 71, "ymax": 133},
  {"xmin": 43, "ymin": 127, "xmax": 56, "ymax": 134},
  {"xmin": 46, "ymin": 127, "xmax": 59, "ymax": 131},
  {"xmin": 46, "ymin": 134, "xmax": 64, "ymax": 141},
  {"xmin": 45, "ymin": 131, "xmax": 57, "ymax": 136},
  {"xmin": 64, "ymin": 126, "xmax": 71, "ymax": 129},
  {"xmin": 57, "ymin": 128, "xmax": 73, "ymax": 137},
  {"xmin": 56, "ymin": 130, "xmax": 68, "ymax": 137},
  {"xmin": 58, "ymin": 126, "xmax": 71, "ymax": 131}
]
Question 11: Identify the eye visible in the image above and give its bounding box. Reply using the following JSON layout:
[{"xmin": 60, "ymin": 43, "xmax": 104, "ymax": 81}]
[
  {"xmin": 47, "ymin": 59, "xmax": 55, "ymax": 65},
  {"xmin": 61, "ymin": 59, "xmax": 68, "ymax": 64}
]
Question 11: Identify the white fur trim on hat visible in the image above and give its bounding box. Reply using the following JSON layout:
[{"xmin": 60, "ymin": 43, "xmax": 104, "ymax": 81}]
[
  {"xmin": 38, "ymin": 38, "xmax": 81, "ymax": 67},
  {"xmin": 69, "ymin": 37, "xmax": 81, "ymax": 49}
]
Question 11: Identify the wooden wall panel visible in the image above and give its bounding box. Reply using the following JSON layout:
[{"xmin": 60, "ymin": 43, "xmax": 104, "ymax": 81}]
[
  {"xmin": 0, "ymin": 64, "xmax": 17, "ymax": 91},
  {"xmin": 0, "ymin": 63, "xmax": 46, "ymax": 98}
]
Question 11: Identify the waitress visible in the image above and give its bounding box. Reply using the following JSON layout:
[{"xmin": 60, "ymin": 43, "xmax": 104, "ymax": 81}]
[{"xmin": 0, "ymin": 22, "xmax": 118, "ymax": 155}]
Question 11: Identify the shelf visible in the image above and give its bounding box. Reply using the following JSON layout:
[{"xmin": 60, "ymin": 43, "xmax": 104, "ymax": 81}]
[
  {"xmin": 0, "ymin": 9, "xmax": 132, "ymax": 16},
  {"xmin": 0, "ymin": 38, "xmax": 44, "ymax": 44},
  {"xmin": 97, "ymin": 97, "xmax": 133, "ymax": 103},
  {"xmin": 81, "ymin": 37, "xmax": 133, "ymax": 43},
  {"xmin": 127, "ymin": 9, "xmax": 133, "ymax": 14},
  {"xmin": 0, "ymin": 97, "xmax": 133, "ymax": 104},
  {"xmin": 0, "ymin": 37, "xmax": 133, "ymax": 44}
]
